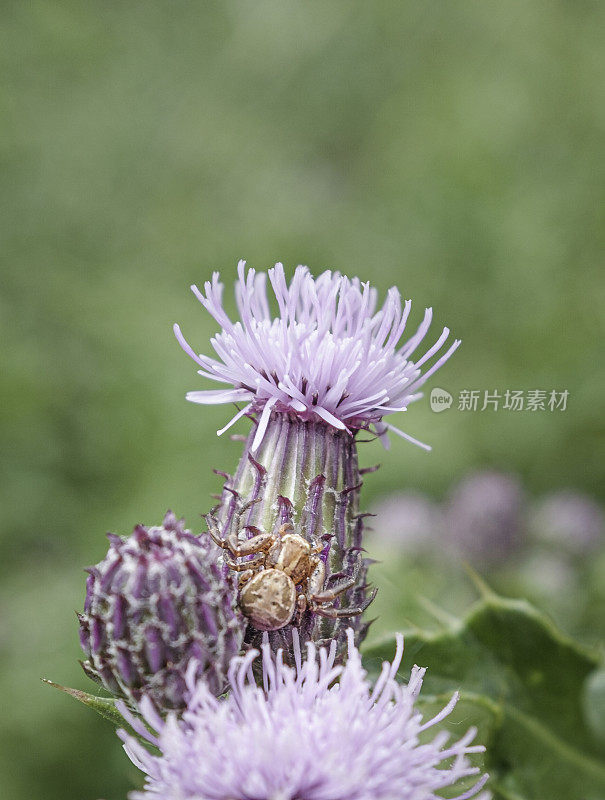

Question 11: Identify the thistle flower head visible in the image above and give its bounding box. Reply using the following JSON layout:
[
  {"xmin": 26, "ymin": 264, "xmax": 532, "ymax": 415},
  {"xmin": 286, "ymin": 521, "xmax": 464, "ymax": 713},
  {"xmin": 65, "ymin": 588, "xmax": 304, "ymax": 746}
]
[
  {"xmin": 79, "ymin": 511, "xmax": 245, "ymax": 709},
  {"xmin": 175, "ymin": 261, "xmax": 460, "ymax": 451},
  {"xmin": 118, "ymin": 630, "xmax": 489, "ymax": 800}
]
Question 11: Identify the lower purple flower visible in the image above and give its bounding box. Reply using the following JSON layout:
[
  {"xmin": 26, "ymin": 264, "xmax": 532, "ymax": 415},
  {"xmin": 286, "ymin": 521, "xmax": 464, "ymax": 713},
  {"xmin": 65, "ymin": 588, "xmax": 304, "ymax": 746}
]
[{"xmin": 118, "ymin": 630, "xmax": 489, "ymax": 800}]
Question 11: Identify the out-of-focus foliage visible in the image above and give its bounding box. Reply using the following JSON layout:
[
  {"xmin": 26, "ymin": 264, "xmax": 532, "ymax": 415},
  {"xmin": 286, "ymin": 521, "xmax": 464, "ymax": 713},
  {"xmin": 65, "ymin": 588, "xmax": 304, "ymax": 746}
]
[
  {"xmin": 1, "ymin": 2, "xmax": 605, "ymax": 798},
  {"xmin": 365, "ymin": 593, "xmax": 605, "ymax": 800},
  {"xmin": 368, "ymin": 475, "xmax": 605, "ymax": 648}
]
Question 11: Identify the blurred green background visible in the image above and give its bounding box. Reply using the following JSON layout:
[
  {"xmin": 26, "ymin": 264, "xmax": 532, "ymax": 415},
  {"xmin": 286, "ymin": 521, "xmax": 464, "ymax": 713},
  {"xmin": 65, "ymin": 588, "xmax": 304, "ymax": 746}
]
[{"xmin": 2, "ymin": 2, "xmax": 605, "ymax": 798}]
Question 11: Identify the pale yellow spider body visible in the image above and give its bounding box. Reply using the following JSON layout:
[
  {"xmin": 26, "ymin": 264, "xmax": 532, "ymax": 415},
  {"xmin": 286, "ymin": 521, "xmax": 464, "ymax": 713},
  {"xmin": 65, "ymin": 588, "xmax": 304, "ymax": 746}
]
[{"xmin": 205, "ymin": 519, "xmax": 370, "ymax": 632}]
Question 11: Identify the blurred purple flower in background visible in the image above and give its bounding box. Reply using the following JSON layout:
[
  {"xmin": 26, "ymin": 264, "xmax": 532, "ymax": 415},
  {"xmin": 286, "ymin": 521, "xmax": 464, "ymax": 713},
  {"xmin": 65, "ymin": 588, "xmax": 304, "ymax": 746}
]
[
  {"xmin": 529, "ymin": 490, "xmax": 604, "ymax": 555},
  {"xmin": 369, "ymin": 491, "xmax": 443, "ymax": 552},
  {"xmin": 443, "ymin": 471, "xmax": 524, "ymax": 565},
  {"xmin": 516, "ymin": 549, "xmax": 578, "ymax": 602},
  {"xmin": 369, "ymin": 474, "xmax": 604, "ymax": 570},
  {"xmin": 175, "ymin": 261, "xmax": 460, "ymax": 451},
  {"xmin": 118, "ymin": 630, "xmax": 489, "ymax": 800}
]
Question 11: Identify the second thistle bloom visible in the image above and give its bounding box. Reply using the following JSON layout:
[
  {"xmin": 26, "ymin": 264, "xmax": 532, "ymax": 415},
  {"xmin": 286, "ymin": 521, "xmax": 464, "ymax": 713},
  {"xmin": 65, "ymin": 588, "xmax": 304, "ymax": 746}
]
[{"xmin": 118, "ymin": 631, "xmax": 489, "ymax": 800}]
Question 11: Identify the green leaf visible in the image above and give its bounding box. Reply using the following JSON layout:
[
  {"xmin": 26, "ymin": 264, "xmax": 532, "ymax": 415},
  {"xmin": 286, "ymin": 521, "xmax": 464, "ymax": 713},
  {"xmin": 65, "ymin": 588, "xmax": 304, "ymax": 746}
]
[
  {"xmin": 41, "ymin": 678, "xmax": 125, "ymax": 727},
  {"xmin": 42, "ymin": 678, "xmax": 161, "ymax": 756},
  {"xmin": 363, "ymin": 594, "xmax": 605, "ymax": 800},
  {"xmin": 583, "ymin": 668, "xmax": 605, "ymax": 743}
]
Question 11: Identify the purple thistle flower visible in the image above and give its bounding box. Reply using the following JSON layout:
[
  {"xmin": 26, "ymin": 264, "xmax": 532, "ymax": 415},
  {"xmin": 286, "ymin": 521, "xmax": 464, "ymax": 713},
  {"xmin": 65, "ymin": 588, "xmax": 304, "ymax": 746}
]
[
  {"xmin": 369, "ymin": 491, "xmax": 444, "ymax": 552},
  {"xmin": 79, "ymin": 511, "xmax": 245, "ymax": 709},
  {"xmin": 529, "ymin": 490, "xmax": 604, "ymax": 555},
  {"xmin": 118, "ymin": 630, "xmax": 489, "ymax": 800},
  {"xmin": 173, "ymin": 263, "xmax": 460, "ymax": 661},
  {"xmin": 175, "ymin": 261, "xmax": 460, "ymax": 452},
  {"xmin": 443, "ymin": 471, "xmax": 524, "ymax": 565}
]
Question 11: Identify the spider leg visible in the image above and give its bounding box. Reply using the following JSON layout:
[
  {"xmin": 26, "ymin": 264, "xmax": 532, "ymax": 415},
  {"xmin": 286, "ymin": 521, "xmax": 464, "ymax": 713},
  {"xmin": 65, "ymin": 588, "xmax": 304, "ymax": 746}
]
[
  {"xmin": 237, "ymin": 569, "xmax": 255, "ymax": 587},
  {"xmin": 313, "ymin": 603, "xmax": 367, "ymax": 619},
  {"xmin": 230, "ymin": 532, "xmax": 276, "ymax": 558},
  {"xmin": 240, "ymin": 497, "xmax": 262, "ymax": 515},
  {"xmin": 204, "ymin": 515, "xmax": 230, "ymax": 549},
  {"xmin": 313, "ymin": 606, "xmax": 364, "ymax": 619},
  {"xmin": 311, "ymin": 588, "xmax": 378, "ymax": 619},
  {"xmin": 225, "ymin": 555, "xmax": 266, "ymax": 572},
  {"xmin": 309, "ymin": 575, "xmax": 357, "ymax": 603},
  {"xmin": 295, "ymin": 593, "xmax": 307, "ymax": 625},
  {"xmin": 277, "ymin": 522, "xmax": 295, "ymax": 537},
  {"xmin": 205, "ymin": 516, "xmax": 262, "ymax": 558},
  {"xmin": 265, "ymin": 534, "xmax": 284, "ymax": 567},
  {"xmin": 307, "ymin": 552, "xmax": 361, "ymax": 603},
  {"xmin": 306, "ymin": 557, "xmax": 326, "ymax": 597},
  {"xmin": 233, "ymin": 497, "xmax": 262, "ymax": 532}
]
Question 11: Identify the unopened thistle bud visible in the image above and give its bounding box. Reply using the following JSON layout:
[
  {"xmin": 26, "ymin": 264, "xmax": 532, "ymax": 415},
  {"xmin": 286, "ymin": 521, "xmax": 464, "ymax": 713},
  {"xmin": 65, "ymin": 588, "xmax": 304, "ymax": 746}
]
[
  {"xmin": 78, "ymin": 511, "xmax": 245, "ymax": 710},
  {"xmin": 176, "ymin": 262, "xmax": 459, "ymax": 660}
]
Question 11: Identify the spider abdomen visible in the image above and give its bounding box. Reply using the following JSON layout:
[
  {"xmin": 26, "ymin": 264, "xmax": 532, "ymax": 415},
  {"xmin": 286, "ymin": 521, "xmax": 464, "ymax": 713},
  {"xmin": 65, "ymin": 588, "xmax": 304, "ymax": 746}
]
[{"xmin": 239, "ymin": 568, "xmax": 297, "ymax": 631}]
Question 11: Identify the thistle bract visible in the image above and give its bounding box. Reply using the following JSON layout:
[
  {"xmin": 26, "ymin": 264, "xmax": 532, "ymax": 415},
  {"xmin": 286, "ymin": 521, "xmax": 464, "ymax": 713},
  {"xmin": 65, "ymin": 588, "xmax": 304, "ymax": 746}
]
[
  {"xmin": 78, "ymin": 511, "xmax": 244, "ymax": 710},
  {"xmin": 118, "ymin": 630, "xmax": 489, "ymax": 800}
]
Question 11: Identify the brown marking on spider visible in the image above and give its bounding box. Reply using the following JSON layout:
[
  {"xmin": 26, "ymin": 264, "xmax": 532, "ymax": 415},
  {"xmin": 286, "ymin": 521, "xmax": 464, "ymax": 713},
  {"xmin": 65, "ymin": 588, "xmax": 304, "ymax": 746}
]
[{"xmin": 205, "ymin": 517, "xmax": 374, "ymax": 632}]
